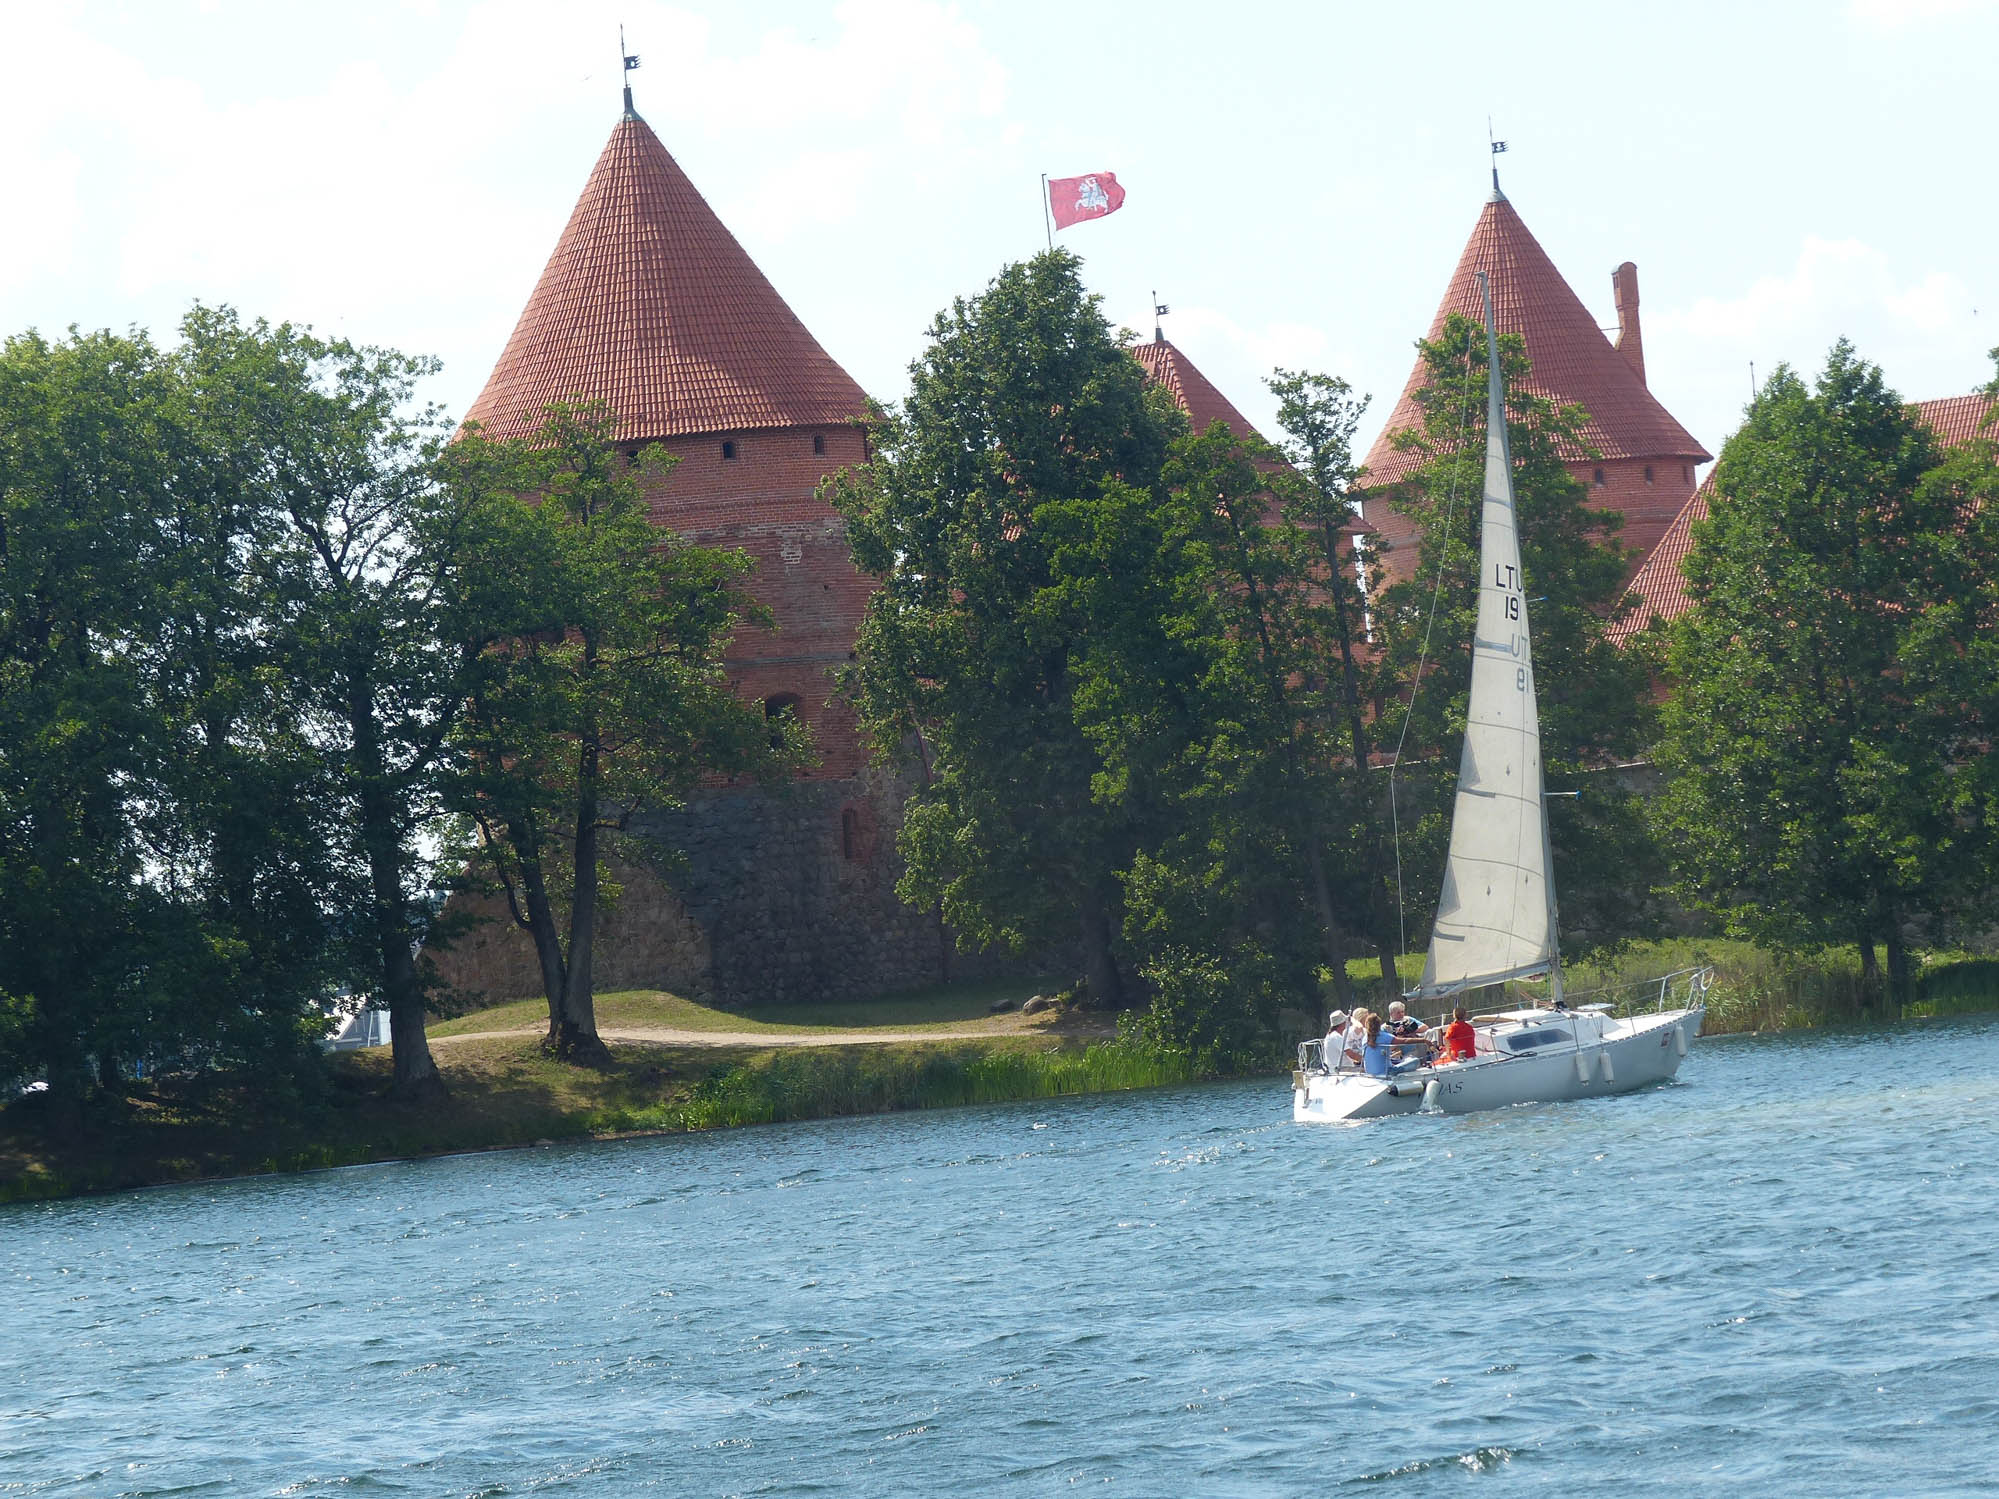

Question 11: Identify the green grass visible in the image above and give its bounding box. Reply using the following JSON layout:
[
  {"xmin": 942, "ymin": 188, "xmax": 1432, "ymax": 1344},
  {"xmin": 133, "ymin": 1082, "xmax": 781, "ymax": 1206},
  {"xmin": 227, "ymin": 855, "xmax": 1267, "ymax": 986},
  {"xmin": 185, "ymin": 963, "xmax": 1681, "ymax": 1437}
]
[
  {"xmin": 588, "ymin": 1036, "xmax": 1198, "ymax": 1133},
  {"xmin": 1344, "ymin": 936, "xmax": 1999, "ymax": 1035},
  {"xmin": 426, "ymin": 977, "xmax": 1057, "ymax": 1040},
  {"xmin": 0, "ymin": 1020, "xmax": 1184, "ymax": 1203}
]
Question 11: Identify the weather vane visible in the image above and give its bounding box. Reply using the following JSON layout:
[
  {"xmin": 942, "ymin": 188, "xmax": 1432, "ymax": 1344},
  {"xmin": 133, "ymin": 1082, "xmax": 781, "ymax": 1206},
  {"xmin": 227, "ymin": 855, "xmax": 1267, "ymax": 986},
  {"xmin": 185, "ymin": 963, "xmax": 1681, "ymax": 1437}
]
[
  {"xmin": 1152, "ymin": 290, "xmax": 1170, "ymax": 343},
  {"xmin": 621, "ymin": 25, "xmax": 642, "ymax": 117},
  {"xmin": 1488, "ymin": 118, "xmax": 1509, "ymax": 195}
]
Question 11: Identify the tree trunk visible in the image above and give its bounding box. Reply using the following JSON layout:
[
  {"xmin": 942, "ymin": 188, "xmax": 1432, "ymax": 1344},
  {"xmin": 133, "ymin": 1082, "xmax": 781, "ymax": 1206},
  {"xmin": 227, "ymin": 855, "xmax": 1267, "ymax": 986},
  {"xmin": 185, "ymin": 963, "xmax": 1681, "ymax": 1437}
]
[
  {"xmin": 551, "ymin": 727, "xmax": 611, "ymax": 1065},
  {"xmin": 1883, "ymin": 921, "xmax": 1913, "ymax": 1011},
  {"xmin": 1302, "ymin": 842, "xmax": 1355, "ymax": 1008},
  {"xmin": 1078, "ymin": 888, "xmax": 1126, "ymax": 1009},
  {"xmin": 350, "ymin": 669, "xmax": 446, "ymax": 1104},
  {"xmin": 504, "ymin": 821, "xmax": 569, "ymax": 1041},
  {"xmin": 1856, "ymin": 934, "xmax": 1881, "ymax": 1011}
]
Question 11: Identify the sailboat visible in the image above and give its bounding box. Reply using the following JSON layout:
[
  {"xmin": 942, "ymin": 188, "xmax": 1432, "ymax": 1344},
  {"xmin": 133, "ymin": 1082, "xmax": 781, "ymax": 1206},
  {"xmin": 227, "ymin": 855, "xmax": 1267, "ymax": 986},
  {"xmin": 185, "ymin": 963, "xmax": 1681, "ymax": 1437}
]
[{"xmin": 1293, "ymin": 271, "xmax": 1706, "ymax": 1123}]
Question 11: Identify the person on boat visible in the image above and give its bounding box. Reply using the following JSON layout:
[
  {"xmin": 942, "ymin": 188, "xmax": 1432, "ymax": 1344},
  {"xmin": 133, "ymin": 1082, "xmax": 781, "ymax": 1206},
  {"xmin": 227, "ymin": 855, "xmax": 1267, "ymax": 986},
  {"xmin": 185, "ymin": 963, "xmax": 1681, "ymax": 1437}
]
[
  {"xmin": 1340, "ymin": 1009, "xmax": 1370, "ymax": 1069},
  {"xmin": 1321, "ymin": 1009, "xmax": 1350, "ymax": 1072},
  {"xmin": 1385, "ymin": 1000, "xmax": 1429, "ymax": 1042},
  {"xmin": 1439, "ymin": 1006, "xmax": 1478, "ymax": 1063},
  {"xmin": 1361, "ymin": 1013, "xmax": 1422, "ymax": 1077}
]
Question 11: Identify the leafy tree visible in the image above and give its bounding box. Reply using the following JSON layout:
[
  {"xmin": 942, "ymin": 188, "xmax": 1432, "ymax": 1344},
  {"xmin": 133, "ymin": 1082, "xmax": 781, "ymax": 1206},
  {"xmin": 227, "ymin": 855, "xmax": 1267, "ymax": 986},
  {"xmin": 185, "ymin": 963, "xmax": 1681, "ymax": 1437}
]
[
  {"xmin": 1655, "ymin": 343, "xmax": 1979, "ymax": 1002},
  {"xmin": 449, "ymin": 402, "xmax": 789, "ymax": 1061},
  {"xmin": 0, "ymin": 320, "xmax": 349, "ymax": 1114},
  {"xmin": 1267, "ymin": 370, "xmax": 1403, "ymax": 996},
  {"xmin": 173, "ymin": 309, "xmax": 488, "ymax": 1101},
  {"xmin": 1046, "ymin": 422, "xmax": 1328, "ymax": 1057},
  {"xmin": 829, "ymin": 251, "xmax": 1182, "ymax": 1006},
  {"xmin": 1365, "ymin": 314, "xmax": 1662, "ymax": 965},
  {"xmin": 0, "ymin": 326, "xmax": 183, "ymax": 1109}
]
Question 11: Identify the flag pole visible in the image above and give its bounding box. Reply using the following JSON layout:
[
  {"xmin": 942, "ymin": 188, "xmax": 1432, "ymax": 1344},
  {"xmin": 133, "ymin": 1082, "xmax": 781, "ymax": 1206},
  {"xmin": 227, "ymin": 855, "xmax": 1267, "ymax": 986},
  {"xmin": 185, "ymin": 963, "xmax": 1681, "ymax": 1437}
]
[{"xmin": 1040, "ymin": 174, "xmax": 1052, "ymax": 250}]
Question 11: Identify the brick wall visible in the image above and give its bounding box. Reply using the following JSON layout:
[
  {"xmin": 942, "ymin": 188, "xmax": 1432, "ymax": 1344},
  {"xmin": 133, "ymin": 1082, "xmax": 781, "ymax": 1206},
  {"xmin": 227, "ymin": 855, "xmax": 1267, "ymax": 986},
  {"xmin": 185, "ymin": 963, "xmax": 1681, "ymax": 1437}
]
[
  {"xmin": 1364, "ymin": 453, "xmax": 1700, "ymax": 586},
  {"xmin": 1580, "ymin": 456, "xmax": 1699, "ymax": 572},
  {"xmin": 422, "ymin": 764, "xmax": 1031, "ymax": 1010},
  {"xmin": 646, "ymin": 423, "xmax": 874, "ymax": 779}
]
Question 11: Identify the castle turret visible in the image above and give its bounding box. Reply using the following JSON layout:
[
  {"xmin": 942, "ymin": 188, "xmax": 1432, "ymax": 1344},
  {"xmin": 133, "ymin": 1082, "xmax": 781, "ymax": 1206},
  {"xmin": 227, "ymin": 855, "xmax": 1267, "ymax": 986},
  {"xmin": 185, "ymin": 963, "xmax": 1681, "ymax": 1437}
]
[
  {"xmin": 465, "ymin": 108, "xmax": 873, "ymax": 776},
  {"xmin": 1360, "ymin": 191, "xmax": 1709, "ymax": 578}
]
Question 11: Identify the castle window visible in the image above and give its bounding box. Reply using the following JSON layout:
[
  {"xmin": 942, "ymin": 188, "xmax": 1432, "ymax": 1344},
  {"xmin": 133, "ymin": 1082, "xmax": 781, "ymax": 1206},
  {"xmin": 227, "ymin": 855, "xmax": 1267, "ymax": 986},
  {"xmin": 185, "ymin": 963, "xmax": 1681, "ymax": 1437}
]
[
  {"xmin": 763, "ymin": 692, "xmax": 802, "ymax": 750},
  {"xmin": 722, "ymin": 440, "xmax": 737, "ymax": 460},
  {"xmin": 841, "ymin": 807, "xmax": 860, "ymax": 861},
  {"xmin": 1683, "ymin": 463, "xmax": 1692, "ymax": 483},
  {"xmin": 1643, "ymin": 464, "xmax": 1655, "ymax": 484},
  {"xmin": 1592, "ymin": 467, "xmax": 1605, "ymax": 487},
  {"xmin": 813, "ymin": 434, "xmax": 825, "ymax": 456}
]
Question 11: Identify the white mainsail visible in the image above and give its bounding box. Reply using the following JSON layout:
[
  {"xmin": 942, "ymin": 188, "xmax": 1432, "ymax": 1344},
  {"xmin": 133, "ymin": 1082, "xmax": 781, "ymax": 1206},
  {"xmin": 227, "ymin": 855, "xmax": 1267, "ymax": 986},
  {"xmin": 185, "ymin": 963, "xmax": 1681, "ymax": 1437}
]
[{"xmin": 1413, "ymin": 271, "xmax": 1562, "ymax": 1000}]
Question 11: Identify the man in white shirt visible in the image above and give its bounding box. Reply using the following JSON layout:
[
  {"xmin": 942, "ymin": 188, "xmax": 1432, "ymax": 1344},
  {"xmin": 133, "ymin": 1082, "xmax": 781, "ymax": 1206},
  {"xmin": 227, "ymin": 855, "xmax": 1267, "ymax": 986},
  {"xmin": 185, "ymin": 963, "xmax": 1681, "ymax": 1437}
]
[{"xmin": 1322, "ymin": 1010, "xmax": 1349, "ymax": 1072}]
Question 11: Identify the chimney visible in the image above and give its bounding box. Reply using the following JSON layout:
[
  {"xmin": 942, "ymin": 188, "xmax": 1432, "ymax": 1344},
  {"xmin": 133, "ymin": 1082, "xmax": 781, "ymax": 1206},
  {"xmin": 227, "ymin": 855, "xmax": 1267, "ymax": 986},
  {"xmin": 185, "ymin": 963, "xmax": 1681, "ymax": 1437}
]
[{"xmin": 1611, "ymin": 261, "xmax": 1645, "ymax": 386}]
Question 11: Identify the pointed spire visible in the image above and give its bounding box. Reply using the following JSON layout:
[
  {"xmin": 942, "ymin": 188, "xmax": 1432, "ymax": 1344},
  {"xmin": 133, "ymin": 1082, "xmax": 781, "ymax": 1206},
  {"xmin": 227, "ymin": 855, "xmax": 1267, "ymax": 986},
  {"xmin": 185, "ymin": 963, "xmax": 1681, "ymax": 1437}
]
[
  {"xmin": 1360, "ymin": 193, "xmax": 1707, "ymax": 495},
  {"xmin": 620, "ymin": 28, "xmax": 643, "ymax": 121},
  {"xmin": 1131, "ymin": 338, "xmax": 1264, "ymax": 443},
  {"xmin": 465, "ymin": 114, "xmax": 868, "ymax": 445}
]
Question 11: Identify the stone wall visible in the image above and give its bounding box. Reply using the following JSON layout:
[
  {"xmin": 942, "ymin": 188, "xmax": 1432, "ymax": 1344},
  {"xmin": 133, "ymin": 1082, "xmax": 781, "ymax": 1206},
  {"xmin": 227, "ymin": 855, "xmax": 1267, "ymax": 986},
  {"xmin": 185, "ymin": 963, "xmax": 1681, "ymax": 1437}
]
[{"xmin": 423, "ymin": 764, "xmax": 1021, "ymax": 1011}]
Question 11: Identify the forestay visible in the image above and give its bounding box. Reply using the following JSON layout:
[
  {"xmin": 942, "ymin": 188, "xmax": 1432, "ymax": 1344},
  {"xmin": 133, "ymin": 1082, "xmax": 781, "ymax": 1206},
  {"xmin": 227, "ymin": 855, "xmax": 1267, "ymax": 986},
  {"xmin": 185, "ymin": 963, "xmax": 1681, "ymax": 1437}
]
[{"xmin": 1413, "ymin": 272, "xmax": 1561, "ymax": 1000}]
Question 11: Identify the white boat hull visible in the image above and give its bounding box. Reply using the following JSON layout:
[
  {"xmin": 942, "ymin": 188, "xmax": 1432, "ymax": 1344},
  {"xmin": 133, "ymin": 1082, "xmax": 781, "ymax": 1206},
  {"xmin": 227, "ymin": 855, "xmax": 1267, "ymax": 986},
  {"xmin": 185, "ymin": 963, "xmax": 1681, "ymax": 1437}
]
[{"xmin": 1293, "ymin": 1005, "xmax": 1703, "ymax": 1123}]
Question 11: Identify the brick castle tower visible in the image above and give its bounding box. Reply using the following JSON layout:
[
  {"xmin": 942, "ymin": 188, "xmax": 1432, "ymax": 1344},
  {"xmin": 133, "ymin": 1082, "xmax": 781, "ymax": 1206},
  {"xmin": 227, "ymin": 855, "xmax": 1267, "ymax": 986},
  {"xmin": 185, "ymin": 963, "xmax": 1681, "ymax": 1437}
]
[
  {"xmin": 434, "ymin": 101, "xmax": 965, "ymax": 1009},
  {"xmin": 1362, "ymin": 184, "xmax": 1710, "ymax": 578}
]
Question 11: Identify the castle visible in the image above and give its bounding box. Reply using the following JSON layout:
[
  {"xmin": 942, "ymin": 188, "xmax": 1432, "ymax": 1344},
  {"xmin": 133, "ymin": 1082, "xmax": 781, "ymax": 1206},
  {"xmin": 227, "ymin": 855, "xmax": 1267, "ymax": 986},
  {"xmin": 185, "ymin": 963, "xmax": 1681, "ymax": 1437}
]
[{"xmin": 429, "ymin": 106, "xmax": 1988, "ymax": 1011}]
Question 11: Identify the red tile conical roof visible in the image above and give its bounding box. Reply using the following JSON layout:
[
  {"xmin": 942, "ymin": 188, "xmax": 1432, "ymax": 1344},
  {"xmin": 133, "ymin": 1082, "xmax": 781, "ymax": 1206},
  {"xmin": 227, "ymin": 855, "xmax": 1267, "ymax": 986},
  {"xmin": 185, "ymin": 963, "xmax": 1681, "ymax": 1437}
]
[
  {"xmin": 464, "ymin": 114, "xmax": 868, "ymax": 444},
  {"xmin": 1131, "ymin": 338, "xmax": 1265, "ymax": 443},
  {"xmin": 1361, "ymin": 192, "xmax": 1709, "ymax": 490}
]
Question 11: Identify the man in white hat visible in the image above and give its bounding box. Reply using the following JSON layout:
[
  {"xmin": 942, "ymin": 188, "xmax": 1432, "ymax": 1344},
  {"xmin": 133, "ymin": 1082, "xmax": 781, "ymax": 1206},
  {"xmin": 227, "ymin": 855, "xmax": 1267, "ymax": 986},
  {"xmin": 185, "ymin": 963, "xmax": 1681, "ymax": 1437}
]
[{"xmin": 1322, "ymin": 1009, "xmax": 1350, "ymax": 1072}]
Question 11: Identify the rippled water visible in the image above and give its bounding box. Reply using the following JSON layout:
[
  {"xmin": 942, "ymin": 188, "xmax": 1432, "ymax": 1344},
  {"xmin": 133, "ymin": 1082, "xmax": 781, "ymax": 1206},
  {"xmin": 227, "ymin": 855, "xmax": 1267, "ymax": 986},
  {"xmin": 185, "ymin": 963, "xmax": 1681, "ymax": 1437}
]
[{"xmin": 5, "ymin": 1017, "xmax": 1998, "ymax": 1496}]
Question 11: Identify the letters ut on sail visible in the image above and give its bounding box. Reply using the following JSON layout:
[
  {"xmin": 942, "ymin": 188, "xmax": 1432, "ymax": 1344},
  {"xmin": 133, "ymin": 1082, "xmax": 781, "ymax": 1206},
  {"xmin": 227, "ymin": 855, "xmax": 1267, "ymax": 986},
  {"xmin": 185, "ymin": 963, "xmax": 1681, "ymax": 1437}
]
[{"xmin": 1414, "ymin": 270, "xmax": 1561, "ymax": 999}]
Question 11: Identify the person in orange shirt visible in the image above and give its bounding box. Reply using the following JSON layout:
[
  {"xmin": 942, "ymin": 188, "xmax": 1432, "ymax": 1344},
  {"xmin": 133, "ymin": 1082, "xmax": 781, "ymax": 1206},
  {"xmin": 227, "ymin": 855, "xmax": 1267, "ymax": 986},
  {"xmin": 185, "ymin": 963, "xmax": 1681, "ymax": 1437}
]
[{"xmin": 1439, "ymin": 1006, "xmax": 1478, "ymax": 1063}]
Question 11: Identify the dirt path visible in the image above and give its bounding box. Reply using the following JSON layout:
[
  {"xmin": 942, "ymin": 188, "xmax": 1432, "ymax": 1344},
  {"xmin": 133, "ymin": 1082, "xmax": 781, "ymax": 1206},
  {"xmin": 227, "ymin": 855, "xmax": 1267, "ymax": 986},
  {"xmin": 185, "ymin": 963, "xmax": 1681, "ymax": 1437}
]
[{"xmin": 429, "ymin": 1018, "xmax": 1113, "ymax": 1050}]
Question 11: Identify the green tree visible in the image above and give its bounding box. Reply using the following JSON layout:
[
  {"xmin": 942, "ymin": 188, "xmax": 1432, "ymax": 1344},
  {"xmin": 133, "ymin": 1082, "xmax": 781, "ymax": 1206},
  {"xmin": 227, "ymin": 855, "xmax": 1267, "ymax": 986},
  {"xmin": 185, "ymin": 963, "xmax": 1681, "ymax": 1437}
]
[
  {"xmin": 829, "ymin": 251, "xmax": 1182, "ymax": 1006},
  {"xmin": 1656, "ymin": 342, "xmax": 1977, "ymax": 1002},
  {"xmin": 1366, "ymin": 314, "xmax": 1661, "ymax": 963},
  {"xmin": 0, "ymin": 319, "xmax": 349, "ymax": 1114},
  {"xmin": 174, "ymin": 309, "xmax": 489, "ymax": 1101},
  {"xmin": 1047, "ymin": 421, "xmax": 1328, "ymax": 1058},
  {"xmin": 450, "ymin": 403, "xmax": 789, "ymax": 1061},
  {"xmin": 1267, "ymin": 369, "xmax": 1403, "ymax": 996}
]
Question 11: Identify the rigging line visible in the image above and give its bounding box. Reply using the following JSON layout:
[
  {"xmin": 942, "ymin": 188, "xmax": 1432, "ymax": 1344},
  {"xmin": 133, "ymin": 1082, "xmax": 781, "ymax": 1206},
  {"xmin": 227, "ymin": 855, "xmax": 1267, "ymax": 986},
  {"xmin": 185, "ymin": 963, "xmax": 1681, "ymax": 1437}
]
[{"xmin": 1389, "ymin": 319, "xmax": 1484, "ymax": 965}]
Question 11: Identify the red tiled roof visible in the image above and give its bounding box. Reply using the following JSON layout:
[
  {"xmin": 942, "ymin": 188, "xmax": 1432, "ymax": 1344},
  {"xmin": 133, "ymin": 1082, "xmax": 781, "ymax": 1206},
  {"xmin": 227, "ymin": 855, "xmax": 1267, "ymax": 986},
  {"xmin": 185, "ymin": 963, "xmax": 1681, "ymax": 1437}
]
[
  {"xmin": 464, "ymin": 113, "xmax": 868, "ymax": 444},
  {"xmin": 1131, "ymin": 338, "xmax": 1265, "ymax": 442},
  {"xmin": 1612, "ymin": 392, "xmax": 1996, "ymax": 641},
  {"xmin": 1612, "ymin": 476, "xmax": 1708, "ymax": 643},
  {"xmin": 1916, "ymin": 392, "xmax": 1997, "ymax": 448},
  {"xmin": 1361, "ymin": 193, "xmax": 1710, "ymax": 490}
]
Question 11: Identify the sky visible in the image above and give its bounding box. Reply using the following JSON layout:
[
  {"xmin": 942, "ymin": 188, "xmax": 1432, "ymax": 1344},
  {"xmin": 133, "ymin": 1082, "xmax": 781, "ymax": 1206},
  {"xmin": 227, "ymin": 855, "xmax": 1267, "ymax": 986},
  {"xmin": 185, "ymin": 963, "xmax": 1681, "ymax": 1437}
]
[{"xmin": 3, "ymin": 0, "xmax": 1995, "ymax": 468}]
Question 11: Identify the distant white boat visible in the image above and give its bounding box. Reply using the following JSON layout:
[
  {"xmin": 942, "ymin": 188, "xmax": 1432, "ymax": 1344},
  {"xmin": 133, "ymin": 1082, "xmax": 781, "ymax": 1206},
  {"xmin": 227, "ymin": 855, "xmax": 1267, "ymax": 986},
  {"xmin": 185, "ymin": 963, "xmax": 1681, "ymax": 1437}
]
[{"xmin": 1295, "ymin": 270, "xmax": 1705, "ymax": 1123}]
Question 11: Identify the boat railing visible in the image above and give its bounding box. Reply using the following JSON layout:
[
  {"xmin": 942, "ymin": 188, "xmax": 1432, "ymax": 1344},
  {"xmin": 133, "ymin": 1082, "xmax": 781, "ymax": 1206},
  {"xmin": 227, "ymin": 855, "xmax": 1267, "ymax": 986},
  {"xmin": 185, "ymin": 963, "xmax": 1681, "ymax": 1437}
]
[{"xmin": 1558, "ymin": 964, "xmax": 1714, "ymax": 1016}]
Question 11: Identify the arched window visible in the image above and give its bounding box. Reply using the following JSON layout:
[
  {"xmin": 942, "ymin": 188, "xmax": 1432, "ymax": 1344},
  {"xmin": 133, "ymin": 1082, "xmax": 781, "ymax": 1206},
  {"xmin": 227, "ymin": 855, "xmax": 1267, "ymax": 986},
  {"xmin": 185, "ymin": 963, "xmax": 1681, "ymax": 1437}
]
[
  {"xmin": 721, "ymin": 440, "xmax": 737, "ymax": 460},
  {"xmin": 1643, "ymin": 464, "xmax": 1655, "ymax": 484},
  {"xmin": 1592, "ymin": 467, "xmax": 1606, "ymax": 487},
  {"xmin": 813, "ymin": 434, "xmax": 825, "ymax": 456}
]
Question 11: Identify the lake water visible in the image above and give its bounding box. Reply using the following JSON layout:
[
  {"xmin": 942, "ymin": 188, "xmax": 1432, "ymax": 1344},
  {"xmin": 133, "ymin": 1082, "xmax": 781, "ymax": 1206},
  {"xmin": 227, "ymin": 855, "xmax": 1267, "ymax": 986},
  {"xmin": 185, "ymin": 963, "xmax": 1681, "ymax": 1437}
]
[{"xmin": 5, "ymin": 1017, "xmax": 1998, "ymax": 1497}]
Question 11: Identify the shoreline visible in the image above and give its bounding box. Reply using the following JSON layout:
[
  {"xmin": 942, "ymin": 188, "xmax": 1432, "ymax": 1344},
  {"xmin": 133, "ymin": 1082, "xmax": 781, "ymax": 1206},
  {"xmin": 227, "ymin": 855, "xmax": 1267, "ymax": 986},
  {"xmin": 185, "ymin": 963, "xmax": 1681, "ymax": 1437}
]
[{"xmin": 0, "ymin": 1026, "xmax": 1198, "ymax": 1206}]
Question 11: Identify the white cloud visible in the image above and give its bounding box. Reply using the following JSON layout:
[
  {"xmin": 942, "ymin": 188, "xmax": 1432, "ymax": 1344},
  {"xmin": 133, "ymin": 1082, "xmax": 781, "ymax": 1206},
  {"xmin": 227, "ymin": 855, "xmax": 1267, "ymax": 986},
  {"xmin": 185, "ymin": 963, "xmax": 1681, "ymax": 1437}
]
[{"xmin": 1663, "ymin": 237, "xmax": 1972, "ymax": 346}]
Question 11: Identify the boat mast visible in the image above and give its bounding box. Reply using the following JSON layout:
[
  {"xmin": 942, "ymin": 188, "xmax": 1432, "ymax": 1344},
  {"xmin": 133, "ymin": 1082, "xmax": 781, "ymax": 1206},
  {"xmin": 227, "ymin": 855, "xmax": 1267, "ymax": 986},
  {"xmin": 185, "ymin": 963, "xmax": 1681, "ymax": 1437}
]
[{"xmin": 1474, "ymin": 270, "xmax": 1564, "ymax": 1005}]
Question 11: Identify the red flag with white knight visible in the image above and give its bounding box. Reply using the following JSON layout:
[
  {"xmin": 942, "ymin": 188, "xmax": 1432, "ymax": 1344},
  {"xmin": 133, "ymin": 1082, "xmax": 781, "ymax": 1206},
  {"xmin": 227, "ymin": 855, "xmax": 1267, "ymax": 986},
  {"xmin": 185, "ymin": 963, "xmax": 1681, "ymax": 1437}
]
[{"xmin": 1048, "ymin": 171, "xmax": 1125, "ymax": 230}]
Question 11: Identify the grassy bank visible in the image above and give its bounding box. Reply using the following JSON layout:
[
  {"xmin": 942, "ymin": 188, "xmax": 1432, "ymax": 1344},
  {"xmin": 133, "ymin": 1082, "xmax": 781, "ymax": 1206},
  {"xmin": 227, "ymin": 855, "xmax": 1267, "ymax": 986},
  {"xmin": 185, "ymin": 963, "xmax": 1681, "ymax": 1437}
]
[
  {"xmin": 1343, "ymin": 938, "xmax": 1999, "ymax": 1034},
  {"xmin": 1, "ymin": 1017, "xmax": 1194, "ymax": 1205}
]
